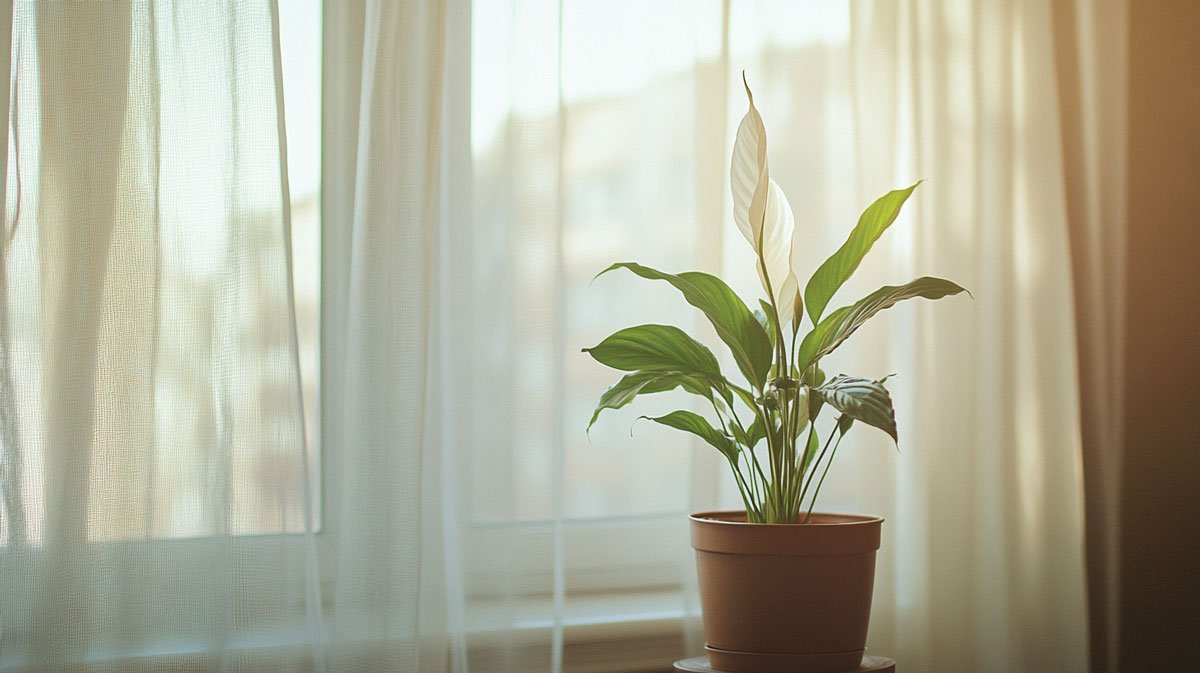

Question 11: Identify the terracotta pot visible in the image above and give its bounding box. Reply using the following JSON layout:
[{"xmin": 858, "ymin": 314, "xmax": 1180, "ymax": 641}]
[{"xmin": 690, "ymin": 510, "xmax": 883, "ymax": 673}]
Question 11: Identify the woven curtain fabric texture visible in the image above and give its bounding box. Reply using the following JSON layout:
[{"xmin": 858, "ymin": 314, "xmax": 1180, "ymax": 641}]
[
  {"xmin": 0, "ymin": 2, "xmax": 321, "ymax": 670},
  {"xmin": 843, "ymin": 2, "xmax": 1089, "ymax": 669},
  {"xmin": 319, "ymin": 0, "xmax": 465, "ymax": 670}
]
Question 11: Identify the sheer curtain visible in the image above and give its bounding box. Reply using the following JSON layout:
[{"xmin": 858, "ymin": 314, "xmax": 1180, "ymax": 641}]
[
  {"xmin": 1052, "ymin": 2, "xmax": 1128, "ymax": 672},
  {"xmin": 0, "ymin": 0, "xmax": 470, "ymax": 671},
  {"xmin": 0, "ymin": 1, "xmax": 466, "ymax": 671},
  {"xmin": 0, "ymin": 1, "xmax": 323, "ymax": 671},
  {"xmin": 319, "ymin": 0, "xmax": 467, "ymax": 671}
]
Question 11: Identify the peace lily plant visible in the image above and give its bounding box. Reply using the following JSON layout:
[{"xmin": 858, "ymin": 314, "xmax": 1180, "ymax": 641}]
[{"xmin": 584, "ymin": 78, "xmax": 967, "ymax": 524}]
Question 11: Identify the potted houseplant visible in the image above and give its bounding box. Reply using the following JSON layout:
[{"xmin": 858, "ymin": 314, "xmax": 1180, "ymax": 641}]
[{"xmin": 583, "ymin": 77, "xmax": 967, "ymax": 673}]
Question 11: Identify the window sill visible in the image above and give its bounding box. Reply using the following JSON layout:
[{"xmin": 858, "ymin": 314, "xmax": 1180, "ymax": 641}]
[
  {"xmin": 1, "ymin": 588, "xmax": 688, "ymax": 673},
  {"xmin": 467, "ymin": 588, "xmax": 690, "ymax": 673}
]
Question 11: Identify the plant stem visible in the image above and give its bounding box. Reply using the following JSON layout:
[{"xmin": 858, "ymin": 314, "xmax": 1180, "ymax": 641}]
[
  {"xmin": 786, "ymin": 392, "xmax": 801, "ymax": 521},
  {"xmin": 727, "ymin": 457, "xmax": 759, "ymax": 521},
  {"xmin": 746, "ymin": 455, "xmax": 761, "ymax": 507},
  {"xmin": 804, "ymin": 430, "xmax": 845, "ymax": 524},
  {"xmin": 799, "ymin": 419, "xmax": 820, "ymax": 477},
  {"xmin": 710, "ymin": 399, "xmax": 763, "ymax": 520},
  {"xmin": 790, "ymin": 322, "xmax": 800, "ymax": 369},
  {"xmin": 729, "ymin": 401, "xmax": 769, "ymax": 513},
  {"xmin": 772, "ymin": 407, "xmax": 787, "ymax": 521},
  {"xmin": 781, "ymin": 428, "xmax": 800, "ymax": 520},
  {"xmin": 749, "ymin": 441, "xmax": 770, "ymax": 502},
  {"xmin": 798, "ymin": 423, "xmax": 839, "ymax": 512},
  {"xmin": 787, "ymin": 422, "xmax": 815, "ymax": 517},
  {"xmin": 762, "ymin": 408, "xmax": 779, "ymax": 521},
  {"xmin": 784, "ymin": 388, "xmax": 805, "ymax": 520},
  {"xmin": 777, "ymin": 391, "xmax": 790, "ymax": 520}
]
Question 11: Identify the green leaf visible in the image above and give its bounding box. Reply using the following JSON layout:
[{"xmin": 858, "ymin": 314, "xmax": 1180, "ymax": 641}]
[
  {"xmin": 791, "ymin": 286, "xmax": 805, "ymax": 336},
  {"xmin": 587, "ymin": 371, "xmax": 715, "ymax": 431},
  {"xmin": 757, "ymin": 299, "xmax": 776, "ymax": 328},
  {"xmin": 640, "ymin": 410, "xmax": 738, "ymax": 462},
  {"xmin": 789, "ymin": 387, "xmax": 811, "ymax": 441},
  {"xmin": 805, "ymin": 183, "xmax": 921, "ymax": 324},
  {"xmin": 800, "ymin": 423, "xmax": 821, "ymax": 475},
  {"xmin": 837, "ymin": 414, "xmax": 855, "ymax": 436},
  {"xmin": 801, "ymin": 365, "xmax": 826, "ymax": 388},
  {"xmin": 818, "ymin": 375, "xmax": 897, "ymax": 442},
  {"xmin": 583, "ymin": 324, "xmax": 723, "ymax": 379},
  {"xmin": 598, "ymin": 263, "xmax": 773, "ymax": 389},
  {"xmin": 744, "ymin": 415, "xmax": 766, "ymax": 448},
  {"xmin": 729, "ymin": 419, "xmax": 750, "ymax": 448},
  {"xmin": 753, "ymin": 307, "xmax": 773, "ymax": 351},
  {"xmin": 807, "ymin": 387, "xmax": 825, "ymax": 421},
  {"xmin": 797, "ymin": 276, "xmax": 968, "ymax": 370},
  {"xmin": 730, "ymin": 383, "xmax": 761, "ymax": 416},
  {"xmin": 756, "ymin": 299, "xmax": 777, "ymax": 349}
]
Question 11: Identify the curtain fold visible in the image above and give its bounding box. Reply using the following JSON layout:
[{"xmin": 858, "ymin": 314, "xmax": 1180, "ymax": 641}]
[
  {"xmin": 1051, "ymin": 2, "xmax": 1128, "ymax": 672},
  {"xmin": 1, "ymin": 2, "xmax": 319, "ymax": 670},
  {"xmin": 320, "ymin": 0, "xmax": 465, "ymax": 671},
  {"xmin": 841, "ymin": 1, "xmax": 1090, "ymax": 669}
]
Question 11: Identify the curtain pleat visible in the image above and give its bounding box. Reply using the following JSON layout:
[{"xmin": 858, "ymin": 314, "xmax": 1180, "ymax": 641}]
[
  {"xmin": 1, "ymin": 2, "xmax": 317, "ymax": 671},
  {"xmin": 1051, "ymin": 2, "xmax": 1128, "ymax": 672},
  {"xmin": 320, "ymin": 0, "xmax": 465, "ymax": 671}
]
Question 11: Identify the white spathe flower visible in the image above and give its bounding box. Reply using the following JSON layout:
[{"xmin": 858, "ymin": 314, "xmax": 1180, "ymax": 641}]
[{"xmin": 730, "ymin": 76, "xmax": 799, "ymax": 325}]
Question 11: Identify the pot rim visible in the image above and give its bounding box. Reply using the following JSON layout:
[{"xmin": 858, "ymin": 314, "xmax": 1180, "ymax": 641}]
[
  {"xmin": 690, "ymin": 509, "xmax": 884, "ymax": 527},
  {"xmin": 690, "ymin": 510, "xmax": 884, "ymax": 554}
]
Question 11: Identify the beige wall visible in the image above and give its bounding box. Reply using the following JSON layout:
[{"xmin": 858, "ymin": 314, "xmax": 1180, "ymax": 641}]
[{"xmin": 1122, "ymin": 1, "xmax": 1200, "ymax": 670}]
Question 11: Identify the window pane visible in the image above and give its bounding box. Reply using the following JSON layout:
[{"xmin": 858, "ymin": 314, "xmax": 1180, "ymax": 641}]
[
  {"xmin": 469, "ymin": 0, "xmax": 717, "ymax": 522},
  {"xmin": 468, "ymin": 0, "xmax": 854, "ymax": 523}
]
